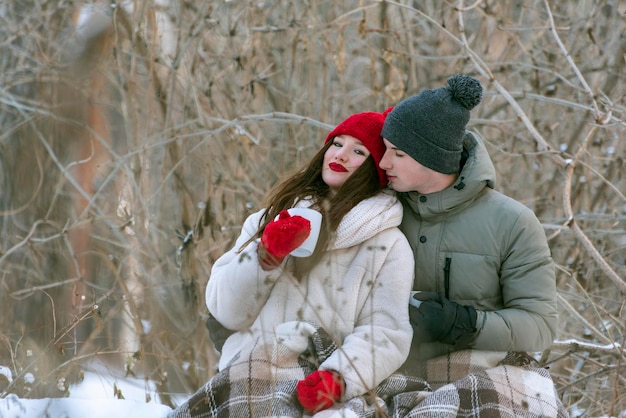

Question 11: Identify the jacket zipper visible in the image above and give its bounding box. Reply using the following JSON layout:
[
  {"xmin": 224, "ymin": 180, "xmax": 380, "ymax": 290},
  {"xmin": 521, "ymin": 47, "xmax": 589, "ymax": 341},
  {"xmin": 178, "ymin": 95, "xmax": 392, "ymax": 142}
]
[{"xmin": 444, "ymin": 257, "xmax": 451, "ymax": 299}]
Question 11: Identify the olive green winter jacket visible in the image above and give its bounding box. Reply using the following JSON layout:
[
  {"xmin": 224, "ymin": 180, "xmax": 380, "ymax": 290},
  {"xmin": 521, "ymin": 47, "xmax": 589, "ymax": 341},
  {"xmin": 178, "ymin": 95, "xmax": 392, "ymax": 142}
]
[{"xmin": 400, "ymin": 131, "xmax": 557, "ymax": 372}]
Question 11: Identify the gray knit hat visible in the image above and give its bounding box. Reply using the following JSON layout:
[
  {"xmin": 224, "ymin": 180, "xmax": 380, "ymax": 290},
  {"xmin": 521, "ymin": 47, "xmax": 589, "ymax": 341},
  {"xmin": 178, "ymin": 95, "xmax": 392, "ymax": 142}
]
[{"xmin": 381, "ymin": 74, "xmax": 483, "ymax": 174}]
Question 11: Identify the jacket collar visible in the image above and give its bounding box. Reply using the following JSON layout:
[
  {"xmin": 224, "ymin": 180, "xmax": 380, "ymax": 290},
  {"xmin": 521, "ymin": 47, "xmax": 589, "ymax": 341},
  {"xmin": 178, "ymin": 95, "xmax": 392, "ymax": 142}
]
[{"xmin": 401, "ymin": 131, "xmax": 496, "ymax": 219}]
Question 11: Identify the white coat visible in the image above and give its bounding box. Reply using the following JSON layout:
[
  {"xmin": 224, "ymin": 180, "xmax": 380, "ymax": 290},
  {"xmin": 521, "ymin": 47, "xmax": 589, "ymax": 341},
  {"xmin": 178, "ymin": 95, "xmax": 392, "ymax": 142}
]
[{"xmin": 206, "ymin": 191, "xmax": 414, "ymax": 399}]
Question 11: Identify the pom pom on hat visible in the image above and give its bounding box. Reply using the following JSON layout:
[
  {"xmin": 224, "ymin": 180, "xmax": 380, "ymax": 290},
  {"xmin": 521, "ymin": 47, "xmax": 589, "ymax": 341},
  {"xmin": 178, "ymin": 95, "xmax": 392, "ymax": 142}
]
[
  {"xmin": 381, "ymin": 74, "xmax": 483, "ymax": 174},
  {"xmin": 325, "ymin": 107, "xmax": 393, "ymax": 187},
  {"xmin": 447, "ymin": 74, "xmax": 483, "ymax": 110}
]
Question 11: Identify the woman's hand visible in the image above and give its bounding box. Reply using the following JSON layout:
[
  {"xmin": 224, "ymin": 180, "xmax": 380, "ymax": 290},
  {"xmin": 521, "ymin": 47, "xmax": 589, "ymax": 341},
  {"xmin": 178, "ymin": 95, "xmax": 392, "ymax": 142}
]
[
  {"xmin": 258, "ymin": 210, "xmax": 311, "ymax": 269},
  {"xmin": 296, "ymin": 370, "xmax": 344, "ymax": 413}
]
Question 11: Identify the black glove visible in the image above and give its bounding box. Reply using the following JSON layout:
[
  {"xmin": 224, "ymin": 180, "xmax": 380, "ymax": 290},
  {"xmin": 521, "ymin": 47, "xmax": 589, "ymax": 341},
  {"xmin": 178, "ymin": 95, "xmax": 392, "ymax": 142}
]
[
  {"xmin": 205, "ymin": 313, "xmax": 234, "ymax": 353},
  {"xmin": 409, "ymin": 291, "xmax": 478, "ymax": 348}
]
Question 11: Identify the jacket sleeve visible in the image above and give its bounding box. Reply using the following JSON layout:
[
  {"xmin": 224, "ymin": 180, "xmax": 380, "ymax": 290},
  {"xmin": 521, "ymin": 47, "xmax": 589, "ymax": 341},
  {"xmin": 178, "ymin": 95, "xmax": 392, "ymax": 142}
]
[
  {"xmin": 472, "ymin": 207, "xmax": 558, "ymax": 351},
  {"xmin": 205, "ymin": 210, "xmax": 285, "ymax": 331},
  {"xmin": 318, "ymin": 231, "xmax": 414, "ymax": 399}
]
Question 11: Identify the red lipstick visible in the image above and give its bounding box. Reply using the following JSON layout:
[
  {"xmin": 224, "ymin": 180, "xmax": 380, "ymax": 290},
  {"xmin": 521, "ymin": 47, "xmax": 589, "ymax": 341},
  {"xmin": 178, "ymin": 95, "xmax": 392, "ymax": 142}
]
[{"xmin": 329, "ymin": 162, "xmax": 348, "ymax": 172}]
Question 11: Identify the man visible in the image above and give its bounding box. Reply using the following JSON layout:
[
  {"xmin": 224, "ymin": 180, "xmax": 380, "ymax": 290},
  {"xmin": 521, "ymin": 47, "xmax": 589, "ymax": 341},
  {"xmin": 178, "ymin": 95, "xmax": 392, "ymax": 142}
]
[{"xmin": 379, "ymin": 74, "xmax": 558, "ymax": 373}]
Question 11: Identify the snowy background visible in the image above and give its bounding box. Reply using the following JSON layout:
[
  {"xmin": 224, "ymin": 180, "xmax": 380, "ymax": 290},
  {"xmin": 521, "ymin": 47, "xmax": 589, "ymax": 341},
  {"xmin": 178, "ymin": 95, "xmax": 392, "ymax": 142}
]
[{"xmin": 0, "ymin": 362, "xmax": 175, "ymax": 418}]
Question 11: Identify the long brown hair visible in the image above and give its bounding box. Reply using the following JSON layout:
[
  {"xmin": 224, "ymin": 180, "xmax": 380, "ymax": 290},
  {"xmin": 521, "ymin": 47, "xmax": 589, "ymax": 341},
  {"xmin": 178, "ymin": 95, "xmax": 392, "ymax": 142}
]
[{"xmin": 241, "ymin": 140, "xmax": 382, "ymax": 276}]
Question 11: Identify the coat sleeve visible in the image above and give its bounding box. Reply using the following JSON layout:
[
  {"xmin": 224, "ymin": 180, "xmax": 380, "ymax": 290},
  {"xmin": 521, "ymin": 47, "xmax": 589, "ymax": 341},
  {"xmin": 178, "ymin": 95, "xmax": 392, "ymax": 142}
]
[
  {"xmin": 318, "ymin": 231, "xmax": 414, "ymax": 399},
  {"xmin": 205, "ymin": 210, "xmax": 285, "ymax": 331},
  {"xmin": 472, "ymin": 207, "xmax": 558, "ymax": 351}
]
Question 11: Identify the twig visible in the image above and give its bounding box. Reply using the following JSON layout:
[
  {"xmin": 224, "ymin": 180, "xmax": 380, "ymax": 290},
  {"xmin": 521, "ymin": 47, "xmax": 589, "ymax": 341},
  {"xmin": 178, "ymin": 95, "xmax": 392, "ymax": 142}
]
[
  {"xmin": 543, "ymin": 0, "xmax": 604, "ymax": 122},
  {"xmin": 609, "ymin": 335, "xmax": 626, "ymax": 415},
  {"xmin": 562, "ymin": 134, "xmax": 626, "ymax": 293},
  {"xmin": 557, "ymin": 294, "xmax": 612, "ymax": 346},
  {"xmin": 10, "ymin": 277, "xmax": 81, "ymax": 298},
  {"xmin": 0, "ymin": 220, "xmax": 48, "ymax": 266},
  {"xmin": 455, "ymin": 0, "xmax": 563, "ymax": 161},
  {"xmin": 541, "ymin": 0, "xmax": 625, "ymax": 292},
  {"xmin": 550, "ymin": 339, "xmax": 625, "ymax": 358},
  {"xmin": 557, "ymin": 362, "xmax": 618, "ymax": 392},
  {"xmin": 454, "ymin": 0, "xmax": 625, "ymax": 294}
]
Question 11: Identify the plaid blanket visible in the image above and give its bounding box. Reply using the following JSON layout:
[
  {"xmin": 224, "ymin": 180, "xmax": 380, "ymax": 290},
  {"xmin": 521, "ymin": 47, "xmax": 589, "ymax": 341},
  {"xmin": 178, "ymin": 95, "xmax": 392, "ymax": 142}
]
[
  {"xmin": 168, "ymin": 322, "xmax": 338, "ymax": 418},
  {"xmin": 383, "ymin": 351, "xmax": 570, "ymax": 418},
  {"xmin": 169, "ymin": 324, "xmax": 568, "ymax": 418}
]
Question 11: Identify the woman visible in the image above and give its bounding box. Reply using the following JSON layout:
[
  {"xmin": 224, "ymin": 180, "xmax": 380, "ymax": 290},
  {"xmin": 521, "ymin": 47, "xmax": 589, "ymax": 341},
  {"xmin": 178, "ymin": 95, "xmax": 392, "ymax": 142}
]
[{"xmin": 171, "ymin": 109, "xmax": 414, "ymax": 417}]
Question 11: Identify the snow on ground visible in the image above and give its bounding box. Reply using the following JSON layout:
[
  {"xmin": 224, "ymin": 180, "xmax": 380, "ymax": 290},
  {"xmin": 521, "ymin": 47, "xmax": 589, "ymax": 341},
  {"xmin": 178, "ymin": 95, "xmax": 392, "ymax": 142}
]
[
  {"xmin": 0, "ymin": 396, "xmax": 172, "ymax": 418},
  {"xmin": 0, "ymin": 360, "xmax": 180, "ymax": 418}
]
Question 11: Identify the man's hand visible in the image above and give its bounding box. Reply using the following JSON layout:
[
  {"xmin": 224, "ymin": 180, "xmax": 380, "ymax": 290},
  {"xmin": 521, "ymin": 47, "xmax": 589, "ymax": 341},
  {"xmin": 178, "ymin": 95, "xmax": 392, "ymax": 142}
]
[{"xmin": 409, "ymin": 291, "xmax": 478, "ymax": 348}]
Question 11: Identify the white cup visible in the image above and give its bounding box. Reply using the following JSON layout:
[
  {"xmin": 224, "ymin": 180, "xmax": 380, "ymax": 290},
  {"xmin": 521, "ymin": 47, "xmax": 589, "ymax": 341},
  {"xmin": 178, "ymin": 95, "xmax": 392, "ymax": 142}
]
[
  {"xmin": 409, "ymin": 291, "xmax": 422, "ymax": 308},
  {"xmin": 282, "ymin": 207, "xmax": 322, "ymax": 257}
]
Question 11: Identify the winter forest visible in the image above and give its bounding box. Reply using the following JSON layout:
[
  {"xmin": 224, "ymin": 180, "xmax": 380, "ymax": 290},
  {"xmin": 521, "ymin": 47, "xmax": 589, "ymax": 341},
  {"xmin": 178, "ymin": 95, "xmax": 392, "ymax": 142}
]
[{"xmin": 0, "ymin": 1, "xmax": 624, "ymax": 416}]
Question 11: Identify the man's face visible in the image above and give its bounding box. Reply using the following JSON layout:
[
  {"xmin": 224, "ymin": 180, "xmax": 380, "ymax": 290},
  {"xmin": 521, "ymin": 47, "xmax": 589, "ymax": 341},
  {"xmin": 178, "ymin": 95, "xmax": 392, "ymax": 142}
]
[{"xmin": 380, "ymin": 138, "xmax": 445, "ymax": 194}]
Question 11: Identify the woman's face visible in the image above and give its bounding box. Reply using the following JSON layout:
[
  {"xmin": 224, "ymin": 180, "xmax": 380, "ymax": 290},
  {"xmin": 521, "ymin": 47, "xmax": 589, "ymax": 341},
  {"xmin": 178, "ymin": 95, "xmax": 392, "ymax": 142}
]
[{"xmin": 322, "ymin": 135, "xmax": 371, "ymax": 192}]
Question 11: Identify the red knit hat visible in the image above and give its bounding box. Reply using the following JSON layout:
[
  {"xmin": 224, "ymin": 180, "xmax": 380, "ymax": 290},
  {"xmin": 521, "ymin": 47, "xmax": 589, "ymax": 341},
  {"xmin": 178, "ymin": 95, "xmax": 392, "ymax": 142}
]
[{"xmin": 325, "ymin": 107, "xmax": 393, "ymax": 187}]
